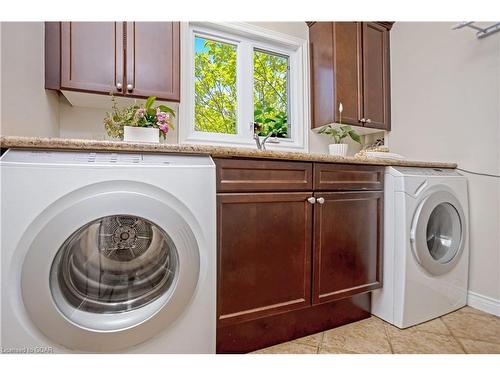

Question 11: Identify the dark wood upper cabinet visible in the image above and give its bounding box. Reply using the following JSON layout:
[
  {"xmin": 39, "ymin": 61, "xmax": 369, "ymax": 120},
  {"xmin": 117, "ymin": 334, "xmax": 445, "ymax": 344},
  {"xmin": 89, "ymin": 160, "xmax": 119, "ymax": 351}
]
[
  {"xmin": 362, "ymin": 22, "xmax": 390, "ymax": 130},
  {"xmin": 312, "ymin": 191, "xmax": 383, "ymax": 304},
  {"xmin": 309, "ymin": 22, "xmax": 392, "ymax": 131},
  {"xmin": 217, "ymin": 192, "xmax": 313, "ymax": 327},
  {"xmin": 333, "ymin": 22, "xmax": 363, "ymax": 127},
  {"xmin": 125, "ymin": 22, "xmax": 180, "ymax": 101},
  {"xmin": 45, "ymin": 22, "xmax": 123, "ymax": 94},
  {"xmin": 308, "ymin": 22, "xmax": 335, "ymax": 128},
  {"xmin": 45, "ymin": 22, "xmax": 180, "ymax": 101}
]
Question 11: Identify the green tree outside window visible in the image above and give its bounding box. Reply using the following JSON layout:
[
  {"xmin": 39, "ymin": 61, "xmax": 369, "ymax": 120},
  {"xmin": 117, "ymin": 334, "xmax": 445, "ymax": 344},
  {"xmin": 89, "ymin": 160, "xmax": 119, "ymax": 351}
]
[{"xmin": 194, "ymin": 37, "xmax": 290, "ymax": 138}]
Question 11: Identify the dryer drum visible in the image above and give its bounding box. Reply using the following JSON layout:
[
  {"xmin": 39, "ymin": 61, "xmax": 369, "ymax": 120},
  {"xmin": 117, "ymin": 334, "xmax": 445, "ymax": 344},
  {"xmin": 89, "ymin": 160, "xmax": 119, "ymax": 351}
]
[
  {"xmin": 50, "ymin": 215, "xmax": 179, "ymax": 314},
  {"xmin": 426, "ymin": 202, "xmax": 462, "ymax": 264},
  {"xmin": 411, "ymin": 190, "xmax": 466, "ymax": 276}
]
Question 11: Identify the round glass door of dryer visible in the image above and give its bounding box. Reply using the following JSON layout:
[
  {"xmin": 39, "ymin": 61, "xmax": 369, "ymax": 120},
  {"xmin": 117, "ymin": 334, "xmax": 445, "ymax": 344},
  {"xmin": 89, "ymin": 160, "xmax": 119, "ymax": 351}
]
[
  {"xmin": 21, "ymin": 186, "xmax": 202, "ymax": 352},
  {"xmin": 426, "ymin": 203, "xmax": 462, "ymax": 264},
  {"xmin": 50, "ymin": 215, "xmax": 178, "ymax": 316},
  {"xmin": 411, "ymin": 190, "xmax": 466, "ymax": 276}
]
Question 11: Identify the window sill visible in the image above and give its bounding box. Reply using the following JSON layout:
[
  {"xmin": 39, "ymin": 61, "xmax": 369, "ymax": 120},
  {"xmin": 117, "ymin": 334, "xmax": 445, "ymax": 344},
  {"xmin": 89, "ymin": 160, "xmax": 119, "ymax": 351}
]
[{"xmin": 181, "ymin": 134, "xmax": 308, "ymax": 153}]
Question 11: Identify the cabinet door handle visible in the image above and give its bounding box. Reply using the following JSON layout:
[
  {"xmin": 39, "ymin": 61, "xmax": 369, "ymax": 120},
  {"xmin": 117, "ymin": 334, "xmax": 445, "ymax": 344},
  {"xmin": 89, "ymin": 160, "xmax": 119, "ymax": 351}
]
[
  {"xmin": 127, "ymin": 84, "xmax": 133, "ymax": 92},
  {"xmin": 307, "ymin": 197, "xmax": 316, "ymax": 204},
  {"xmin": 317, "ymin": 197, "xmax": 325, "ymax": 204},
  {"xmin": 116, "ymin": 82, "xmax": 123, "ymax": 91}
]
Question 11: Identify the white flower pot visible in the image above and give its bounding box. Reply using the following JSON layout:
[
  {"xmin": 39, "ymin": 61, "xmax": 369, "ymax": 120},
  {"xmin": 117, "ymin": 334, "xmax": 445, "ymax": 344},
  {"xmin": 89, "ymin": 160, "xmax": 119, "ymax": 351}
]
[
  {"xmin": 123, "ymin": 126, "xmax": 159, "ymax": 143},
  {"xmin": 328, "ymin": 143, "xmax": 348, "ymax": 157}
]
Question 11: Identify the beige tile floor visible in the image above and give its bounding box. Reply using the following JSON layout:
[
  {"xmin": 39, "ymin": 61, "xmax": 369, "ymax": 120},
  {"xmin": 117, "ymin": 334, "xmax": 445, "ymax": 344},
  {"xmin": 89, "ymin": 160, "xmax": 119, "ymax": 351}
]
[{"xmin": 253, "ymin": 307, "xmax": 500, "ymax": 354}]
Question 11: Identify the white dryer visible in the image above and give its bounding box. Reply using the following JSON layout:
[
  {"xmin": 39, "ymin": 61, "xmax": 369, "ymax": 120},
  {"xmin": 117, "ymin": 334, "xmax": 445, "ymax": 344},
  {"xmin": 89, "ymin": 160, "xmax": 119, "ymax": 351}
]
[
  {"xmin": 0, "ymin": 149, "xmax": 216, "ymax": 353},
  {"xmin": 372, "ymin": 166, "xmax": 469, "ymax": 328}
]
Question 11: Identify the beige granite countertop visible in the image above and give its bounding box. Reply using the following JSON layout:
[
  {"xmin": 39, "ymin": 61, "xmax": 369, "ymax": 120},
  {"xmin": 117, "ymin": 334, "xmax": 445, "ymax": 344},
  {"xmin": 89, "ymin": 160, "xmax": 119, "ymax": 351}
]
[{"xmin": 0, "ymin": 136, "xmax": 457, "ymax": 169}]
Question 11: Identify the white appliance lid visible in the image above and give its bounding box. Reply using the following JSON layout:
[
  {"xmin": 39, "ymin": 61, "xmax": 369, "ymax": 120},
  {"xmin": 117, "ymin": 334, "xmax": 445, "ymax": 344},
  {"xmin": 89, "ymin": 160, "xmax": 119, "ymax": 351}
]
[{"xmin": 0, "ymin": 149, "xmax": 214, "ymax": 167}]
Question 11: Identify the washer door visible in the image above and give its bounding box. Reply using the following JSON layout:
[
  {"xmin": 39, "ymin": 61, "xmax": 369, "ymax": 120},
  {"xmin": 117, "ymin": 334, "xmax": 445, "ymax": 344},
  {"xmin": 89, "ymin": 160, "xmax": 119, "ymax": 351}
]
[
  {"xmin": 410, "ymin": 190, "xmax": 466, "ymax": 276},
  {"xmin": 21, "ymin": 181, "xmax": 201, "ymax": 351}
]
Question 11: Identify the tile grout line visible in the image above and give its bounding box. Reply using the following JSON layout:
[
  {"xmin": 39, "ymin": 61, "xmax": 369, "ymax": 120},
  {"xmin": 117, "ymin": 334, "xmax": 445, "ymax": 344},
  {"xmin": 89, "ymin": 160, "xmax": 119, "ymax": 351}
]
[
  {"xmin": 316, "ymin": 332, "xmax": 325, "ymax": 354},
  {"xmin": 381, "ymin": 321, "xmax": 395, "ymax": 354},
  {"xmin": 439, "ymin": 317, "xmax": 468, "ymax": 354}
]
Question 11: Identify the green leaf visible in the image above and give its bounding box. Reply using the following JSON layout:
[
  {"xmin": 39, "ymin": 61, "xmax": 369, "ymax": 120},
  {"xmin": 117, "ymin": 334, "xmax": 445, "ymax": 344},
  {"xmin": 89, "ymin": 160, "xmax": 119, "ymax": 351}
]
[
  {"xmin": 349, "ymin": 130, "xmax": 361, "ymax": 144},
  {"xmin": 254, "ymin": 109, "xmax": 263, "ymax": 116},
  {"xmin": 158, "ymin": 105, "xmax": 175, "ymax": 117},
  {"xmin": 145, "ymin": 96, "xmax": 156, "ymax": 110}
]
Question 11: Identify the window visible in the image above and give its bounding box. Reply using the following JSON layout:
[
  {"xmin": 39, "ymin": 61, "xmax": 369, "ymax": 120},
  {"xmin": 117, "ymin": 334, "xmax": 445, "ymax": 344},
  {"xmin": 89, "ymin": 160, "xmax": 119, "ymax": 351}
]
[
  {"xmin": 194, "ymin": 36, "xmax": 237, "ymax": 135},
  {"xmin": 253, "ymin": 49, "xmax": 290, "ymax": 138},
  {"xmin": 180, "ymin": 23, "xmax": 309, "ymax": 151}
]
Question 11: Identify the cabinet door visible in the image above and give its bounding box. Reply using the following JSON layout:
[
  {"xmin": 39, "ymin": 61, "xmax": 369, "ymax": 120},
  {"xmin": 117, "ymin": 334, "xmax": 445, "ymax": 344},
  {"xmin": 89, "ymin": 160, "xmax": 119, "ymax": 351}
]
[
  {"xmin": 125, "ymin": 22, "xmax": 180, "ymax": 101},
  {"xmin": 362, "ymin": 22, "xmax": 391, "ymax": 130},
  {"xmin": 333, "ymin": 22, "xmax": 363, "ymax": 127},
  {"xmin": 313, "ymin": 191, "xmax": 383, "ymax": 304},
  {"xmin": 60, "ymin": 22, "xmax": 123, "ymax": 94},
  {"xmin": 217, "ymin": 193, "xmax": 313, "ymax": 327},
  {"xmin": 309, "ymin": 22, "xmax": 335, "ymax": 128}
]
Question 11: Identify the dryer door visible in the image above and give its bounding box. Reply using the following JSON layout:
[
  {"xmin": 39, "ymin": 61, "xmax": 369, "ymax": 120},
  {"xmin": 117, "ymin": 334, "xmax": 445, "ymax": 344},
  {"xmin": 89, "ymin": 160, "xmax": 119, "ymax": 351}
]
[
  {"xmin": 410, "ymin": 190, "xmax": 466, "ymax": 276},
  {"xmin": 21, "ymin": 181, "xmax": 202, "ymax": 352}
]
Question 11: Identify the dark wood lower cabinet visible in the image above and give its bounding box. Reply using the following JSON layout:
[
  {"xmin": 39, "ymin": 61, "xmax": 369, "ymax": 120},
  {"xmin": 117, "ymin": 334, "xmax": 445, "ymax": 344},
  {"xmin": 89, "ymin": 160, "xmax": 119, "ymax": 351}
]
[
  {"xmin": 217, "ymin": 193, "xmax": 313, "ymax": 327},
  {"xmin": 313, "ymin": 191, "xmax": 383, "ymax": 304},
  {"xmin": 215, "ymin": 159, "xmax": 384, "ymax": 353},
  {"xmin": 217, "ymin": 293, "xmax": 371, "ymax": 353}
]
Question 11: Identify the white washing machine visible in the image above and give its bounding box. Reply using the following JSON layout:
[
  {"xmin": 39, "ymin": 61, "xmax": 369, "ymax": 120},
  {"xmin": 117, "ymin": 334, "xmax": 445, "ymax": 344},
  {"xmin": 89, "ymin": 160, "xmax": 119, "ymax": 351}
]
[
  {"xmin": 372, "ymin": 166, "xmax": 469, "ymax": 328},
  {"xmin": 0, "ymin": 149, "xmax": 216, "ymax": 353}
]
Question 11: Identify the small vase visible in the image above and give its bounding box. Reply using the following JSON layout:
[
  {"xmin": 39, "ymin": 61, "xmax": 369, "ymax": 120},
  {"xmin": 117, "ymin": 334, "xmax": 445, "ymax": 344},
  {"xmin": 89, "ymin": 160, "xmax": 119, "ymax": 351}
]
[
  {"xmin": 123, "ymin": 126, "xmax": 160, "ymax": 143},
  {"xmin": 328, "ymin": 143, "xmax": 348, "ymax": 157}
]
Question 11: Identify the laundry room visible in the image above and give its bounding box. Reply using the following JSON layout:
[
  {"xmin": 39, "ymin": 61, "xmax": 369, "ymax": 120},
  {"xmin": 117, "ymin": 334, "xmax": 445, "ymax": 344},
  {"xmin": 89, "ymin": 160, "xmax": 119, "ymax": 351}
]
[{"xmin": 0, "ymin": 0, "xmax": 499, "ymax": 374}]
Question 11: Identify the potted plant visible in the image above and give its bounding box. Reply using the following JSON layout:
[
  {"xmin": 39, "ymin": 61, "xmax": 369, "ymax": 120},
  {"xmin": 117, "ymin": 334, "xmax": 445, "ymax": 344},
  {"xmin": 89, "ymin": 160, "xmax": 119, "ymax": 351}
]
[
  {"xmin": 317, "ymin": 102, "xmax": 361, "ymax": 156},
  {"xmin": 317, "ymin": 124, "xmax": 361, "ymax": 156},
  {"xmin": 104, "ymin": 95, "xmax": 175, "ymax": 143}
]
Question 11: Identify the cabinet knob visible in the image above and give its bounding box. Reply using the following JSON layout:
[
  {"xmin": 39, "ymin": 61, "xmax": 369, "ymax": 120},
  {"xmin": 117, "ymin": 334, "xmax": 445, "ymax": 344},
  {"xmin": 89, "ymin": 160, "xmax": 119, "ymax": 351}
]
[
  {"xmin": 317, "ymin": 197, "xmax": 325, "ymax": 204},
  {"xmin": 116, "ymin": 83, "xmax": 123, "ymax": 91},
  {"xmin": 366, "ymin": 118, "xmax": 372, "ymax": 123},
  {"xmin": 307, "ymin": 197, "xmax": 316, "ymax": 204},
  {"xmin": 127, "ymin": 84, "xmax": 133, "ymax": 92},
  {"xmin": 360, "ymin": 118, "xmax": 366, "ymax": 123}
]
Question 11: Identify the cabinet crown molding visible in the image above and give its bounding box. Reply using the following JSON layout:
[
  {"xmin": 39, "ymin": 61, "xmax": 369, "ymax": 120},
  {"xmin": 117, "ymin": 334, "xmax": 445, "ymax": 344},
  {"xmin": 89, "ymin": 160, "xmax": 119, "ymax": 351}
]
[{"xmin": 306, "ymin": 21, "xmax": 394, "ymax": 30}]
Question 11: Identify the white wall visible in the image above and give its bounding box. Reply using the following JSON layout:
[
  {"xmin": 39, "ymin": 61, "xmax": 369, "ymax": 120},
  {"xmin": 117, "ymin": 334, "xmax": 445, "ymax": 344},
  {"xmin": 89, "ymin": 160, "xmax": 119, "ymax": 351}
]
[
  {"xmin": 389, "ymin": 22, "xmax": 500, "ymax": 303},
  {"xmin": 0, "ymin": 22, "xmax": 59, "ymax": 137},
  {"xmin": 58, "ymin": 94, "xmax": 180, "ymax": 143}
]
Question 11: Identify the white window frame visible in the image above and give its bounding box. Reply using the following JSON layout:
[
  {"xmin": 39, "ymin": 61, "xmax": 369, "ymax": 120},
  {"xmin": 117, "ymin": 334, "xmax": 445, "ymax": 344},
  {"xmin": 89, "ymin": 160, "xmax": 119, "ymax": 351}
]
[{"xmin": 179, "ymin": 22, "xmax": 310, "ymax": 152}]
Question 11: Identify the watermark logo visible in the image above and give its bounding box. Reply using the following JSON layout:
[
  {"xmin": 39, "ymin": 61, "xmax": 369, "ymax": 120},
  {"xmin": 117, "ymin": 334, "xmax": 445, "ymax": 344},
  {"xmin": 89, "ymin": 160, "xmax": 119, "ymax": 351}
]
[{"xmin": 1, "ymin": 346, "xmax": 54, "ymax": 354}]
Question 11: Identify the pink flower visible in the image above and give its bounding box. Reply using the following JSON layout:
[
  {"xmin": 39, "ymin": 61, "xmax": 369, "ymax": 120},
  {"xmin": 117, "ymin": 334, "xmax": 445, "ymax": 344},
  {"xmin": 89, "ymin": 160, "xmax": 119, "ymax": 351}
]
[
  {"xmin": 156, "ymin": 111, "xmax": 171, "ymax": 124},
  {"xmin": 159, "ymin": 123, "xmax": 169, "ymax": 134}
]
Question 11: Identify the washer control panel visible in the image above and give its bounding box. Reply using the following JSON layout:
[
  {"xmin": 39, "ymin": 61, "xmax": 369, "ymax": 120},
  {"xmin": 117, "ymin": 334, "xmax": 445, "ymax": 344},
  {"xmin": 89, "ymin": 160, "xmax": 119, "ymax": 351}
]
[
  {"xmin": 0, "ymin": 149, "xmax": 214, "ymax": 167},
  {"xmin": 391, "ymin": 166, "xmax": 461, "ymax": 177}
]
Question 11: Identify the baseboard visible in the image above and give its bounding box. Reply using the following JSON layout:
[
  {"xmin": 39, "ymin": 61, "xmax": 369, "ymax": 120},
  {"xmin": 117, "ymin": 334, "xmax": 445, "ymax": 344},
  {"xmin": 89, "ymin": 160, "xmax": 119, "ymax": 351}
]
[{"xmin": 467, "ymin": 291, "xmax": 500, "ymax": 317}]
